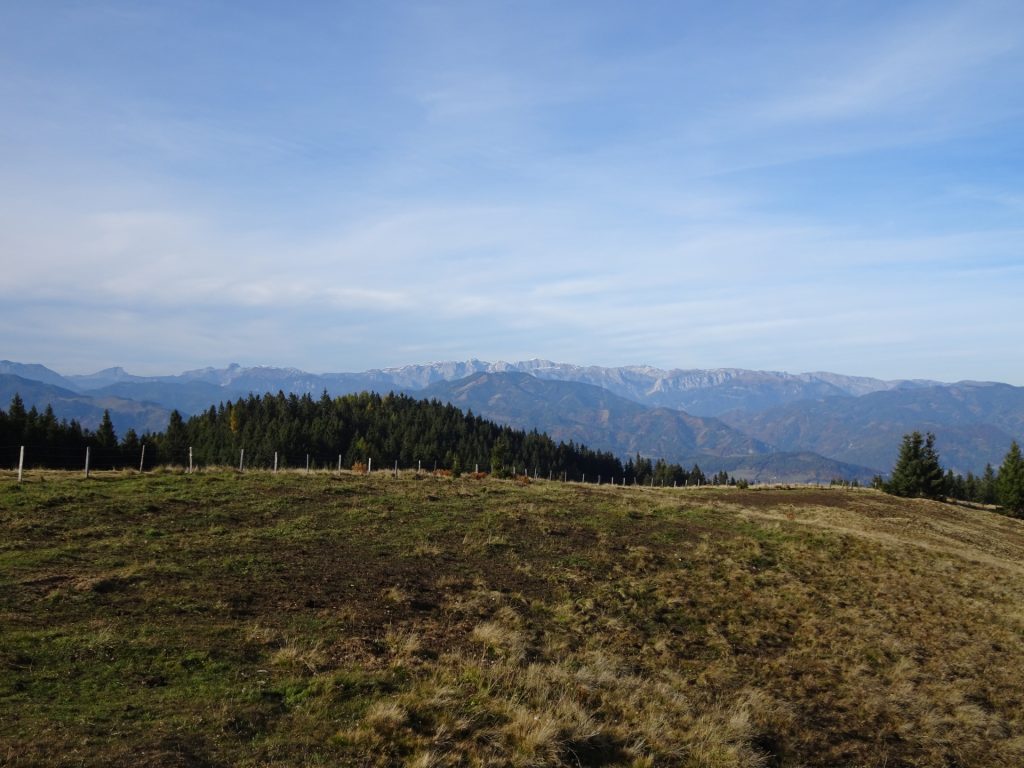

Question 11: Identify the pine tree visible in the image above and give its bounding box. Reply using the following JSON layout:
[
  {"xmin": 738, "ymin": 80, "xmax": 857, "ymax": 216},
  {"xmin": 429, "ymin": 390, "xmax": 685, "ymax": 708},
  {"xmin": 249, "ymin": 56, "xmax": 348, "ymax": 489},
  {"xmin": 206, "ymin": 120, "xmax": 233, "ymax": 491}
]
[
  {"xmin": 7, "ymin": 393, "xmax": 27, "ymax": 436},
  {"xmin": 997, "ymin": 441, "xmax": 1024, "ymax": 516},
  {"xmin": 981, "ymin": 464, "xmax": 998, "ymax": 505},
  {"xmin": 163, "ymin": 410, "xmax": 188, "ymax": 466},
  {"xmin": 887, "ymin": 431, "xmax": 945, "ymax": 499},
  {"xmin": 490, "ymin": 434, "xmax": 511, "ymax": 477},
  {"xmin": 920, "ymin": 432, "xmax": 945, "ymax": 499},
  {"xmin": 95, "ymin": 410, "xmax": 117, "ymax": 449}
]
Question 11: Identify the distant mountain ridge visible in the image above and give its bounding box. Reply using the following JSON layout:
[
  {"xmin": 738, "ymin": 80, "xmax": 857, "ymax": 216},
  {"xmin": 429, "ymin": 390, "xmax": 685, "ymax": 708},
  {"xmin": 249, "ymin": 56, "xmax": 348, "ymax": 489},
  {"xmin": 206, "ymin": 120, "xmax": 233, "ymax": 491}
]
[
  {"xmin": 3, "ymin": 358, "xmax": 1021, "ymax": 478},
  {"xmin": 416, "ymin": 371, "xmax": 880, "ymax": 483},
  {"xmin": 418, "ymin": 371, "xmax": 771, "ymax": 459},
  {"xmin": 720, "ymin": 382, "xmax": 1024, "ymax": 475},
  {"xmin": 4, "ymin": 358, "xmax": 946, "ymax": 412},
  {"xmin": 0, "ymin": 373, "xmax": 171, "ymax": 435}
]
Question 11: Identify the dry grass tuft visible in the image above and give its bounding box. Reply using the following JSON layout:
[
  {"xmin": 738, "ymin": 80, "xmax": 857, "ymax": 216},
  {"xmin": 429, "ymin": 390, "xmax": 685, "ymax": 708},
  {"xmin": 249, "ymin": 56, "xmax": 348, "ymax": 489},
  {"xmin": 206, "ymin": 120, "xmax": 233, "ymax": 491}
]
[{"xmin": 268, "ymin": 638, "xmax": 327, "ymax": 672}]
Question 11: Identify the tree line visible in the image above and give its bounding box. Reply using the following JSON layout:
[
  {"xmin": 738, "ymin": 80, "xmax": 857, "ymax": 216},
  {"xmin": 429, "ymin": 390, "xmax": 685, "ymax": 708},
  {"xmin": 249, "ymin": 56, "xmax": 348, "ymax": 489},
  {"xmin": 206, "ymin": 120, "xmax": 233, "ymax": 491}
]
[
  {"xmin": 624, "ymin": 454, "xmax": 739, "ymax": 487},
  {"xmin": 2, "ymin": 390, "xmax": 729, "ymax": 484},
  {"xmin": 161, "ymin": 390, "xmax": 628, "ymax": 479},
  {"xmin": 0, "ymin": 394, "xmax": 147, "ymax": 470},
  {"xmin": 883, "ymin": 430, "xmax": 1024, "ymax": 515}
]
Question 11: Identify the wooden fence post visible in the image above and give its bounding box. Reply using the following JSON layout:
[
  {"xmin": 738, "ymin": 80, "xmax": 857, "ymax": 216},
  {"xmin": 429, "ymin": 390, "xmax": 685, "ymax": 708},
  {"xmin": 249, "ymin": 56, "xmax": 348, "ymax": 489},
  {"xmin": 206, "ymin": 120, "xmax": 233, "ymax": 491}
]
[
  {"xmin": 139, "ymin": 444, "xmax": 145, "ymax": 473},
  {"xmin": 18, "ymin": 445, "xmax": 24, "ymax": 483},
  {"xmin": 84, "ymin": 446, "xmax": 90, "ymax": 478}
]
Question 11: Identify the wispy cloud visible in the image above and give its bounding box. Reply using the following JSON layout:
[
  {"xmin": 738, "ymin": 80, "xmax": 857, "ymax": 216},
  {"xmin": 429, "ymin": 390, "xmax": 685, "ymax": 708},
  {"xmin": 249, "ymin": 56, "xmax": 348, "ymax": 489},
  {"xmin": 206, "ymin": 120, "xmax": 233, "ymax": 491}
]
[
  {"xmin": 760, "ymin": 5, "xmax": 1022, "ymax": 125},
  {"xmin": 1, "ymin": 2, "xmax": 1023, "ymax": 382}
]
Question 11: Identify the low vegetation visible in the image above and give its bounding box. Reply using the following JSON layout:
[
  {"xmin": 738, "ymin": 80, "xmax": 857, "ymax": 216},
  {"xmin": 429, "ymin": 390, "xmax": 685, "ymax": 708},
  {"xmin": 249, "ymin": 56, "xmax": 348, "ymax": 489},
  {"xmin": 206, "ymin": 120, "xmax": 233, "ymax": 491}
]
[{"xmin": 3, "ymin": 470, "xmax": 1024, "ymax": 766}]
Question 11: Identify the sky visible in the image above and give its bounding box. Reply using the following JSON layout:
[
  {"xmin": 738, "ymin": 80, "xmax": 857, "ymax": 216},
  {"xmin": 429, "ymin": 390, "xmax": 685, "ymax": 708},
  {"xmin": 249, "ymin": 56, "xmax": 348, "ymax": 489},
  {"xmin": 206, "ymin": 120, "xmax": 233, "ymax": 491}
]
[{"xmin": 1, "ymin": 1, "xmax": 1022, "ymax": 382}]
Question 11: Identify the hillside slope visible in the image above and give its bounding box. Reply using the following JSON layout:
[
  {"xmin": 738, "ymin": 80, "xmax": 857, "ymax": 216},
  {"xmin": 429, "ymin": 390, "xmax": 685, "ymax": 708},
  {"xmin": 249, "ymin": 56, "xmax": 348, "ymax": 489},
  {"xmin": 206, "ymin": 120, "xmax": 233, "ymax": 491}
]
[
  {"xmin": 419, "ymin": 371, "xmax": 771, "ymax": 460},
  {"xmin": 722, "ymin": 382, "xmax": 1024, "ymax": 473},
  {"xmin": 0, "ymin": 374, "xmax": 171, "ymax": 435},
  {"xmin": 3, "ymin": 472, "xmax": 1023, "ymax": 767}
]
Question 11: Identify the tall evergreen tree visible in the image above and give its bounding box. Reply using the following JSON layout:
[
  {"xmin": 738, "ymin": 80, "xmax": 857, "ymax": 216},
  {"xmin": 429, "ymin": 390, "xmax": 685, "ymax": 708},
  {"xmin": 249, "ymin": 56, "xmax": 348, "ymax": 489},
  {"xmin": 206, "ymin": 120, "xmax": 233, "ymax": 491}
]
[
  {"xmin": 95, "ymin": 410, "xmax": 117, "ymax": 449},
  {"xmin": 887, "ymin": 431, "xmax": 945, "ymax": 500},
  {"xmin": 920, "ymin": 432, "xmax": 945, "ymax": 499},
  {"xmin": 997, "ymin": 441, "xmax": 1024, "ymax": 516},
  {"xmin": 163, "ymin": 410, "xmax": 189, "ymax": 466},
  {"xmin": 981, "ymin": 463, "xmax": 998, "ymax": 505}
]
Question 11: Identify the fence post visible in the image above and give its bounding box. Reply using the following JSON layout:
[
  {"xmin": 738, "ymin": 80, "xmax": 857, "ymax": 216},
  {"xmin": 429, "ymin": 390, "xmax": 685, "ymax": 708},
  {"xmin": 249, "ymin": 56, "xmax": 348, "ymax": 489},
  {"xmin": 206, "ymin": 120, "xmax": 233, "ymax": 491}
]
[
  {"xmin": 139, "ymin": 444, "xmax": 145, "ymax": 473},
  {"xmin": 274, "ymin": 452, "xmax": 278, "ymax": 473},
  {"xmin": 84, "ymin": 446, "xmax": 90, "ymax": 478},
  {"xmin": 188, "ymin": 446, "xmax": 193, "ymax": 474},
  {"xmin": 239, "ymin": 448, "xmax": 245, "ymax": 472},
  {"xmin": 394, "ymin": 460, "xmax": 398, "ymax": 478},
  {"xmin": 18, "ymin": 445, "xmax": 24, "ymax": 483},
  {"xmin": 418, "ymin": 459, "xmax": 422, "ymax": 474},
  {"xmin": 306, "ymin": 454, "xmax": 310, "ymax": 474},
  {"xmin": 368, "ymin": 458, "xmax": 372, "ymax": 474}
]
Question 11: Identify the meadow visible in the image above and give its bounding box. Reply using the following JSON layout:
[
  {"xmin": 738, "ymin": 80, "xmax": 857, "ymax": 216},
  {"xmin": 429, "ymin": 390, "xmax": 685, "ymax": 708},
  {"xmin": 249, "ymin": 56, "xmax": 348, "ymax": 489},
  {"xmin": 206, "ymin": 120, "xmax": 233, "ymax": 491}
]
[{"xmin": 2, "ymin": 470, "xmax": 1024, "ymax": 767}]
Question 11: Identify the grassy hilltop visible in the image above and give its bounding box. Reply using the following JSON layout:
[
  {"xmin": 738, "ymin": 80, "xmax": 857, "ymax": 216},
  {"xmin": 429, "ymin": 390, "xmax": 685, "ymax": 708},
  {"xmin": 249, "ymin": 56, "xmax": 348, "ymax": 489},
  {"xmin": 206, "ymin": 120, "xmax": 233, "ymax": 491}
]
[{"xmin": 3, "ymin": 471, "xmax": 1024, "ymax": 767}]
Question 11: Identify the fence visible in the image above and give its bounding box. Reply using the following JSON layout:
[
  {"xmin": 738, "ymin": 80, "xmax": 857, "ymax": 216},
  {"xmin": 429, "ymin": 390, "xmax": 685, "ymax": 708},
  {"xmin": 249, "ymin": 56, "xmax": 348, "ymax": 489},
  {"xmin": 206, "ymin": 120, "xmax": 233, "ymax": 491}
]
[{"xmin": 3, "ymin": 443, "xmax": 714, "ymax": 489}]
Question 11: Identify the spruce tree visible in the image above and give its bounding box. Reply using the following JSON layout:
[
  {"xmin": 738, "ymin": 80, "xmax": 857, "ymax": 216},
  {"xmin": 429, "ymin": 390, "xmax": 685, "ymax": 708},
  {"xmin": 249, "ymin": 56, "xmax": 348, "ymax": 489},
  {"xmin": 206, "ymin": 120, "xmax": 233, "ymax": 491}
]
[
  {"xmin": 95, "ymin": 410, "xmax": 117, "ymax": 449},
  {"xmin": 920, "ymin": 432, "xmax": 945, "ymax": 499},
  {"xmin": 888, "ymin": 432, "xmax": 923, "ymax": 497},
  {"xmin": 887, "ymin": 431, "xmax": 945, "ymax": 499},
  {"xmin": 997, "ymin": 441, "xmax": 1024, "ymax": 516},
  {"xmin": 981, "ymin": 464, "xmax": 998, "ymax": 504},
  {"xmin": 163, "ymin": 410, "xmax": 188, "ymax": 466}
]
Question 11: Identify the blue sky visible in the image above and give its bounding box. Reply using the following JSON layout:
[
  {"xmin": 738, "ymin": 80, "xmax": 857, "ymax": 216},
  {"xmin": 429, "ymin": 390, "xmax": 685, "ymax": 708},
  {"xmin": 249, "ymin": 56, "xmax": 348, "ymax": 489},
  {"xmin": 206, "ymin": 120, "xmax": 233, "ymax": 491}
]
[{"xmin": 2, "ymin": 1, "xmax": 1022, "ymax": 382}]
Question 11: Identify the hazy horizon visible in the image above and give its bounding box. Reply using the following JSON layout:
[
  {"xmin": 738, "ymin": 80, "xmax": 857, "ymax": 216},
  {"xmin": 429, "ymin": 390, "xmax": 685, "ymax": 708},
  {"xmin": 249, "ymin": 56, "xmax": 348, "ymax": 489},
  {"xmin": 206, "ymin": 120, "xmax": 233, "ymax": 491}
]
[{"xmin": 2, "ymin": 355, "xmax": 1001, "ymax": 387}]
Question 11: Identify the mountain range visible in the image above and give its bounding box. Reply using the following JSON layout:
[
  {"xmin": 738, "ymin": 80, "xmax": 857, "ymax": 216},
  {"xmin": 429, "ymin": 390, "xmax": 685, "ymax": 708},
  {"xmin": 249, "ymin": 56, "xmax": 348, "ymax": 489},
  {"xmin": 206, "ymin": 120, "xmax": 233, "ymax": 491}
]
[{"xmin": 2, "ymin": 358, "xmax": 1021, "ymax": 480}]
